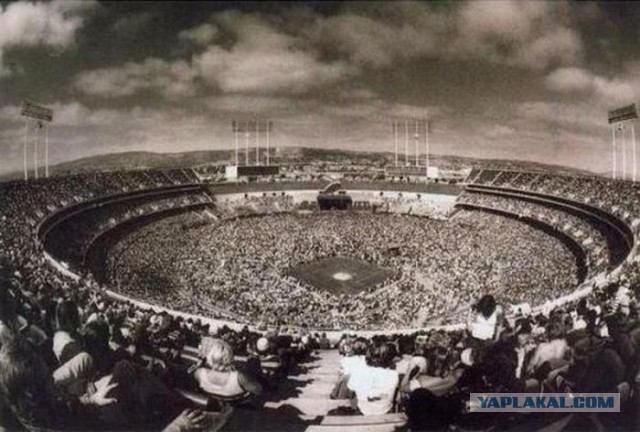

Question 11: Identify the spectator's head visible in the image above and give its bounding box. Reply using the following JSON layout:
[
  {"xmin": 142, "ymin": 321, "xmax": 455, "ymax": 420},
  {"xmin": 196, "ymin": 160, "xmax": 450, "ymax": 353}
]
[
  {"xmin": 366, "ymin": 343, "xmax": 397, "ymax": 369},
  {"xmin": 0, "ymin": 282, "xmax": 18, "ymax": 344},
  {"xmin": 474, "ymin": 294, "xmax": 497, "ymax": 319},
  {"xmin": 352, "ymin": 337, "xmax": 369, "ymax": 356},
  {"xmin": 256, "ymin": 337, "xmax": 270, "ymax": 354},
  {"xmin": 515, "ymin": 320, "xmax": 532, "ymax": 346},
  {"xmin": 406, "ymin": 388, "xmax": 456, "ymax": 431},
  {"xmin": 205, "ymin": 338, "xmax": 235, "ymax": 372},
  {"xmin": 397, "ymin": 335, "xmax": 414, "ymax": 356},
  {"xmin": 0, "ymin": 338, "xmax": 55, "ymax": 427},
  {"xmin": 82, "ymin": 319, "xmax": 110, "ymax": 358},
  {"xmin": 55, "ymin": 300, "xmax": 80, "ymax": 333},
  {"xmin": 546, "ymin": 320, "xmax": 566, "ymax": 340}
]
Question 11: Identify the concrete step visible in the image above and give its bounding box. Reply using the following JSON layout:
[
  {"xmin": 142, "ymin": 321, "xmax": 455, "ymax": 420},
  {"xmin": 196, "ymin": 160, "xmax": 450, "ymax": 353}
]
[
  {"xmin": 297, "ymin": 381, "xmax": 335, "ymax": 396},
  {"xmin": 306, "ymin": 424, "xmax": 400, "ymax": 432},
  {"xmin": 264, "ymin": 397, "xmax": 354, "ymax": 416},
  {"xmin": 300, "ymin": 366, "xmax": 341, "ymax": 376},
  {"xmin": 289, "ymin": 374, "xmax": 340, "ymax": 384}
]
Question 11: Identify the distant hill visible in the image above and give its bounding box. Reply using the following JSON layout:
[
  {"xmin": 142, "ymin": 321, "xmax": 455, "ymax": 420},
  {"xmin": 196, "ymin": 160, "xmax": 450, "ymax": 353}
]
[{"xmin": 0, "ymin": 147, "xmax": 597, "ymax": 181}]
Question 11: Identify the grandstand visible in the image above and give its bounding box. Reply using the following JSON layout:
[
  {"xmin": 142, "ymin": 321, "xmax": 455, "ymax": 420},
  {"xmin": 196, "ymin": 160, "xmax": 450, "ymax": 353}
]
[{"xmin": 1, "ymin": 164, "xmax": 640, "ymax": 431}]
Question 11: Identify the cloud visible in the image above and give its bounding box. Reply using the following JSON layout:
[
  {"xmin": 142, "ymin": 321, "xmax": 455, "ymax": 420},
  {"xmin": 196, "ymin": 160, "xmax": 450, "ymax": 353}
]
[
  {"xmin": 451, "ymin": 1, "xmax": 583, "ymax": 69},
  {"xmin": 193, "ymin": 11, "xmax": 353, "ymax": 95},
  {"xmin": 178, "ymin": 23, "xmax": 218, "ymax": 46},
  {"xmin": 545, "ymin": 67, "xmax": 594, "ymax": 93},
  {"xmin": 71, "ymin": 2, "xmax": 596, "ymax": 101},
  {"xmin": 74, "ymin": 58, "xmax": 199, "ymax": 98},
  {"xmin": 482, "ymin": 124, "xmax": 516, "ymax": 138},
  {"xmin": 0, "ymin": 0, "xmax": 96, "ymax": 77},
  {"xmin": 75, "ymin": 10, "xmax": 353, "ymax": 98},
  {"xmin": 514, "ymin": 101, "xmax": 605, "ymax": 132},
  {"xmin": 545, "ymin": 66, "xmax": 638, "ymax": 103},
  {"xmin": 309, "ymin": 1, "xmax": 584, "ymax": 71},
  {"xmin": 309, "ymin": 10, "xmax": 441, "ymax": 68}
]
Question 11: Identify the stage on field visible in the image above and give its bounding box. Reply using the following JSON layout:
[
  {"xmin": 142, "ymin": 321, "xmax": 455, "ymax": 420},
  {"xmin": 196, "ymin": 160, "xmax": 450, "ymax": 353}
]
[{"xmin": 288, "ymin": 256, "xmax": 393, "ymax": 295}]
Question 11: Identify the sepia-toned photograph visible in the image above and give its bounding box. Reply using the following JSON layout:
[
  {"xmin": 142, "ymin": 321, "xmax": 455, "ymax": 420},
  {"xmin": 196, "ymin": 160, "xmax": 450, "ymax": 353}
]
[{"xmin": 0, "ymin": 1, "xmax": 639, "ymax": 431}]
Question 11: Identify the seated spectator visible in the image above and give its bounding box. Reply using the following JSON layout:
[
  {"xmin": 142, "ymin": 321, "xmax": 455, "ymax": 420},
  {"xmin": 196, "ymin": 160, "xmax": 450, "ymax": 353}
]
[
  {"xmin": 319, "ymin": 332, "xmax": 331, "ymax": 349},
  {"xmin": 53, "ymin": 300, "xmax": 84, "ymax": 365},
  {"xmin": 0, "ymin": 337, "xmax": 201, "ymax": 431},
  {"xmin": 526, "ymin": 321, "xmax": 569, "ymax": 376},
  {"xmin": 194, "ymin": 338, "xmax": 263, "ymax": 399},
  {"xmin": 395, "ymin": 335, "xmax": 427, "ymax": 380},
  {"xmin": 340, "ymin": 337, "xmax": 368, "ymax": 377},
  {"xmin": 347, "ymin": 343, "xmax": 400, "ymax": 415},
  {"xmin": 331, "ymin": 337, "xmax": 368, "ymax": 400},
  {"xmin": 406, "ymin": 388, "xmax": 459, "ymax": 432},
  {"xmin": 0, "ymin": 281, "xmax": 18, "ymax": 347}
]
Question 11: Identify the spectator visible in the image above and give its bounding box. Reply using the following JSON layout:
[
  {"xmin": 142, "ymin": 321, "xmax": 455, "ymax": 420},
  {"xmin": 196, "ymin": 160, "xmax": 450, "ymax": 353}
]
[
  {"xmin": 194, "ymin": 338, "xmax": 263, "ymax": 398},
  {"xmin": 347, "ymin": 343, "xmax": 399, "ymax": 415}
]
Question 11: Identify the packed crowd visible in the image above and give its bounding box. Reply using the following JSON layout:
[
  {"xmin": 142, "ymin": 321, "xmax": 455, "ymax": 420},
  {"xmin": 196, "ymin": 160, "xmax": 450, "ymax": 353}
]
[
  {"xmin": 1, "ymin": 167, "xmax": 640, "ymax": 430},
  {"xmin": 468, "ymin": 169, "xmax": 640, "ymax": 230},
  {"xmin": 329, "ymin": 282, "xmax": 640, "ymax": 430},
  {"xmin": 104, "ymin": 210, "xmax": 579, "ymax": 330},
  {"xmin": 0, "ymin": 254, "xmax": 319, "ymax": 431},
  {"xmin": 457, "ymin": 191, "xmax": 611, "ymax": 275}
]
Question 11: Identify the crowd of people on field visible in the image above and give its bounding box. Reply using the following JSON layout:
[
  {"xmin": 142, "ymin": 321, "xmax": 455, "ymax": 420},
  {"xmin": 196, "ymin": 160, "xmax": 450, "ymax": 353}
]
[{"xmin": 105, "ymin": 210, "xmax": 579, "ymax": 330}]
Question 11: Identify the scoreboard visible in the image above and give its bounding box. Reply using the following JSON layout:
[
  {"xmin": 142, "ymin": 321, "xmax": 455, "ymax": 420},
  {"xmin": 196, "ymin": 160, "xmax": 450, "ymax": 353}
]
[{"xmin": 226, "ymin": 165, "xmax": 279, "ymax": 180}]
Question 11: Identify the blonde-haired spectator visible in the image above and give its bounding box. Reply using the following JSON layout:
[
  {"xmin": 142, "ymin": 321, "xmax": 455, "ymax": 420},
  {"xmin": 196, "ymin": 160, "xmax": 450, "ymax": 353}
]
[{"xmin": 194, "ymin": 338, "xmax": 263, "ymax": 398}]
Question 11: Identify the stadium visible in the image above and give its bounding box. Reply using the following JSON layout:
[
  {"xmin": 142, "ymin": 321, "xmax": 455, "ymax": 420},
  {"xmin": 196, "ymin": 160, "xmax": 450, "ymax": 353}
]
[{"xmin": 1, "ymin": 1, "xmax": 640, "ymax": 432}]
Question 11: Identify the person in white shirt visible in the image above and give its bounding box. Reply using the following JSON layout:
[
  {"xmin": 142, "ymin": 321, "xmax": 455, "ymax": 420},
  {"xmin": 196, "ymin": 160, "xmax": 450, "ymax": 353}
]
[
  {"xmin": 340, "ymin": 338, "xmax": 368, "ymax": 377},
  {"xmin": 468, "ymin": 294, "xmax": 503, "ymax": 343},
  {"xmin": 347, "ymin": 343, "xmax": 400, "ymax": 415}
]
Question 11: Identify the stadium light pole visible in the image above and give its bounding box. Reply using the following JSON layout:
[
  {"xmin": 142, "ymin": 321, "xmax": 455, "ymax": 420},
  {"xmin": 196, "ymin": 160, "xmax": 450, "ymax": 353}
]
[
  {"xmin": 612, "ymin": 123, "xmax": 617, "ymax": 180},
  {"xmin": 608, "ymin": 104, "xmax": 638, "ymax": 180},
  {"xmin": 45, "ymin": 122, "xmax": 49, "ymax": 178},
  {"xmin": 632, "ymin": 122, "xmax": 637, "ymax": 182},
  {"xmin": 414, "ymin": 120, "xmax": 419, "ymax": 167},
  {"xmin": 404, "ymin": 120, "xmax": 409, "ymax": 166},
  {"xmin": 234, "ymin": 121, "xmax": 239, "ymax": 166},
  {"xmin": 273, "ymin": 121, "xmax": 277, "ymax": 158},
  {"xmin": 23, "ymin": 121, "xmax": 28, "ymax": 181},
  {"xmin": 393, "ymin": 122, "xmax": 398, "ymax": 167},
  {"xmin": 620, "ymin": 123, "xmax": 627, "ymax": 180},
  {"xmin": 21, "ymin": 102, "xmax": 53, "ymax": 180},
  {"xmin": 34, "ymin": 121, "xmax": 39, "ymax": 180},
  {"xmin": 255, "ymin": 119, "xmax": 260, "ymax": 166},
  {"xmin": 425, "ymin": 118, "xmax": 430, "ymax": 179},
  {"xmin": 245, "ymin": 124, "xmax": 249, "ymax": 166},
  {"xmin": 266, "ymin": 120, "xmax": 270, "ymax": 166}
]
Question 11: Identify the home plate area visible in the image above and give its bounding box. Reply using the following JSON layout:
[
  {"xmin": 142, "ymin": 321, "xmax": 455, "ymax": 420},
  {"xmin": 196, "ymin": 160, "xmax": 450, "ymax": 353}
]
[{"xmin": 288, "ymin": 256, "xmax": 393, "ymax": 295}]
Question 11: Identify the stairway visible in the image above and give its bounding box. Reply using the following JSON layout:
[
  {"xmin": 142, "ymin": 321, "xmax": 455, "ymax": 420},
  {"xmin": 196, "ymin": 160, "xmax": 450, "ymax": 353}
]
[{"xmin": 223, "ymin": 350, "xmax": 348, "ymax": 431}]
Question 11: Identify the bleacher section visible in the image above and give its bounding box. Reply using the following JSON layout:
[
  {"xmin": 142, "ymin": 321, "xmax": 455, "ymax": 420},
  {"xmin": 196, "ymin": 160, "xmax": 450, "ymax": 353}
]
[{"xmin": 3, "ymin": 168, "xmax": 640, "ymax": 431}]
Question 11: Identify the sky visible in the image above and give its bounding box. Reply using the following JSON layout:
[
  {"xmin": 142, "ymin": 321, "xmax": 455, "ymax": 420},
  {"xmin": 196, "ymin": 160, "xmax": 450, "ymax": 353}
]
[{"xmin": 0, "ymin": 1, "xmax": 639, "ymax": 175}]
